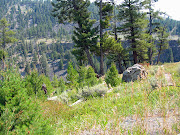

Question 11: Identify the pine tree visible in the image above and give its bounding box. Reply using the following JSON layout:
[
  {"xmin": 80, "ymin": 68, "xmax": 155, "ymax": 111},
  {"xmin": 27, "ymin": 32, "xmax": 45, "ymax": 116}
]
[
  {"xmin": 145, "ymin": 0, "xmax": 161, "ymax": 64},
  {"xmin": 52, "ymin": 0, "xmax": 98, "ymax": 73},
  {"xmin": 0, "ymin": 18, "xmax": 17, "ymax": 49},
  {"xmin": 58, "ymin": 77, "xmax": 66, "ymax": 94},
  {"xmin": 156, "ymin": 25, "xmax": 169, "ymax": 64},
  {"xmin": 0, "ymin": 70, "xmax": 53, "ymax": 135},
  {"xmin": 33, "ymin": 51, "xmax": 38, "ymax": 66},
  {"xmin": 169, "ymin": 47, "xmax": 174, "ymax": 63},
  {"xmin": 118, "ymin": 0, "xmax": 149, "ymax": 64},
  {"xmin": 78, "ymin": 66, "xmax": 87, "ymax": 88},
  {"xmin": 40, "ymin": 53, "xmax": 49, "ymax": 76},
  {"xmin": 59, "ymin": 59, "xmax": 63, "ymax": 70},
  {"xmin": 66, "ymin": 62, "xmax": 79, "ymax": 88},
  {"xmin": 86, "ymin": 66, "xmax": 97, "ymax": 87},
  {"xmin": 0, "ymin": 18, "xmax": 17, "ymax": 70},
  {"xmin": 105, "ymin": 63, "xmax": 120, "ymax": 87},
  {"xmin": 52, "ymin": 75, "xmax": 59, "ymax": 88},
  {"xmin": 95, "ymin": 0, "xmax": 113, "ymax": 75},
  {"xmin": 25, "ymin": 62, "xmax": 31, "ymax": 75}
]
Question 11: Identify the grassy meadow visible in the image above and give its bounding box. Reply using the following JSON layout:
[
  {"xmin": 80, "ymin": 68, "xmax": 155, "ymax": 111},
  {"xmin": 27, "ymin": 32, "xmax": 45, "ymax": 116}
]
[{"xmin": 41, "ymin": 62, "xmax": 180, "ymax": 134}]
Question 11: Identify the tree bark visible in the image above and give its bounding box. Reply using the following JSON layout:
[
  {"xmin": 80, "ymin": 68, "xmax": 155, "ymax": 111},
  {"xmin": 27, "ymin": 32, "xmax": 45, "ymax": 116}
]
[
  {"xmin": 149, "ymin": 1, "xmax": 153, "ymax": 65},
  {"xmin": 84, "ymin": 48, "xmax": 97, "ymax": 73},
  {"xmin": 100, "ymin": 0, "xmax": 104, "ymax": 76},
  {"xmin": 129, "ymin": 0, "xmax": 138, "ymax": 64}
]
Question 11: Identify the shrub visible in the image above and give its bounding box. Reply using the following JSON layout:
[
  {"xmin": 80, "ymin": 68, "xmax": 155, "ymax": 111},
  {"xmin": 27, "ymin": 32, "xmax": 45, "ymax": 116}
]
[
  {"xmin": 105, "ymin": 63, "xmax": 120, "ymax": 87},
  {"xmin": 52, "ymin": 75, "xmax": 59, "ymax": 88},
  {"xmin": 86, "ymin": 66, "xmax": 97, "ymax": 87},
  {"xmin": 78, "ymin": 84, "xmax": 108, "ymax": 98},
  {"xmin": 78, "ymin": 66, "xmax": 87, "ymax": 88},
  {"xmin": 91, "ymin": 84, "xmax": 108, "ymax": 97},
  {"xmin": 59, "ymin": 92, "xmax": 70, "ymax": 104},
  {"xmin": 148, "ymin": 76, "xmax": 158, "ymax": 90},
  {"xmin": 57, "ymin": 77, "xmax": 66, "ymax": 94},
  {"xmin": 24, "ymin": 70, "xmax": 53, "ymax": 97},
  {"xmin": 66, "ymin": 62, "xmax": 79, "ymax": 88},
  {"xmin": 0, "ymin": 70, "xmax": 53, "ymax": 134}
]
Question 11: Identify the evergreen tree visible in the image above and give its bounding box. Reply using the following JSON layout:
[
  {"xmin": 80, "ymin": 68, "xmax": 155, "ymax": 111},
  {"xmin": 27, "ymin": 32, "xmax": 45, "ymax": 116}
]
[
  {"xmin": 66, "ymin": 62, "xmax": 79, "ymax": 88},
  {"xmin": 169, "ymin": 47, "xmax": 174, "ymax": 63},
  {"xmin": 25, "ymin": 62, "xmax": 31, "ymax": 75},
  {"xmin": 156, "ymin": 25, "xmax": 169, "ymax": 64},
  {"xmin": 145, "ymin": 0, "xmax": 161, "ymax": 64},
  {"xmin": 52, "ymin": 75, "xmax": 59, "ymax": 88},
  {"xmin": 0, "ymin": 18, "xmax": 17, "ymax": 70},
  {"xmin": 59, "ymin": 59, "xmax": 63, "ymax": 70},
  {"xmin": 0, "ymin": 18, "xmax": 17, "ymax": 49},
  {"xmin": 78, "ymin": 66, "xmax": 87, "ymax": 88},
  {"xmin": 58, "ymin": 77, "xmax": 66, "ymax": 94},
  {"xmin": 33, "ymin": 51, "xmax": 38, "ymax": 66},
  {"xmin": 52, "ymin": 0, "xmax": 98, "ymax": 73},
  {"xmin": 40, "ymin": 53, "xmax": 49, "ymax": 76},
  {"xmin": 95, "ymin": 0, "xmax": 113, "ymax": 75},
  {"xmin": 0, "ymin": 70, "xmax": 53, "ymax": 135},
  {"xmin": 105, "ymin": 63, "xmax": 120, "ymax": 87},
  {"xmin": 86, "ymin": 66, "xmax": 97, "ymax": 87},
  {"xmin": 118, "ymin": 0, "xmax": 149, "ymax": 63}
]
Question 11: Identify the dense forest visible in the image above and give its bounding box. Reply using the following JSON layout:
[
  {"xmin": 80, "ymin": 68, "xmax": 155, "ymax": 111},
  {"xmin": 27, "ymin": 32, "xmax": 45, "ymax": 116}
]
[{"xmin": 0, "ymin": 0, "xmax": 180, "ymax": 134}]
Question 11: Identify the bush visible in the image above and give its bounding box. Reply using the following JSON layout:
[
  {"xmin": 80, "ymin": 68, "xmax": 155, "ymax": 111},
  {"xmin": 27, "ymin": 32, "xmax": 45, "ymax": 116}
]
[
  {"xmin": 105, "ymin": 63, "xmax": 120, "ymax": 87},
  {"xmin": 24, "ymin": 70, "xmax": 53, "ymax": 97},
  {"xmin": 52, "ymin": 75, "xmax": 59, "ymax": 88},
  {"xmin": 78, "ymin": 84, "xmax": 108, "ymax": 98},
  {"xmin": 86, "ymin": 66, "xmax": 97, "ymax": 87},
  {"xmin": 0, "ymin": 70, "xmax": 53, "ymax": 134},
  {"xmin": 148, "ymin": 76, "xmax": 158, "ymax": 90},
  {"xmin": 78, "ymin": 66, "xmax": 87, "ymax": 88},
  {"xmin": 57, "ymin": 77, "xmax": 66, "ymax": 94},
  {"xmin": 66, "ymin": 62, "xmax": 79, "ymax": 88},
  {"xmin": 59, "ymin": 92, "xmax": 70, "ymax": 104}
]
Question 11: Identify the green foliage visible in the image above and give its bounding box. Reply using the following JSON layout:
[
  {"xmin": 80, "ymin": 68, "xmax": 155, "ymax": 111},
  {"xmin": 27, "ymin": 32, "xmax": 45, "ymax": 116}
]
[
  {"xmin": 95, "ymin": 0, "xmax": 113, "ymax": 29},
  {"xmin": 118, "ymin": 0, "xmax": 149, "ymax": 63},
  {"xmin": 0, "ymin": 49, "xmax": 7, "ymax": 60},
  {"xmin": 24, "ymin": 70, "xmax": 53, "ymax": 97},
  {"xmin": 105, "ymin": 63, "xmax": 120, "ymax": 87},
  {"xmin": 78, "ymin": 84, "xmax": 108, "ymax": 99},
  {"xmin": 86, "ymin": 66, "xmax": 97, "ymax": 87},
  {"xmin": 52, "ymin": 75, "xmax": 59, "ymax": 88},
  {"xmin": 156, "ymin": 25, "xmax": 169, "ymax": 64},
  {"xmin": 67, "ymin": 62, "xmax": 79, "ymax": 88},
  {"xmin": 0, "ymin": 18, "xmax": 17, "ymax": 49},
  {"xmin": 59, "ymin": 59, "xmax": 63, "ymax": 70},
  {"xmin": 40, "ymin": 53, "xmax": 49, "ymax": 76},
  {"xmin": 58, "ymin": 77, "xmax": 66, "ymax": 94},
  {"xmin": 78, "ymin": 66, "xmax": 87, "ymax": 88},
  {"xmin": 25, "ymin": 62, "xmax": 31, "ymax": 75},
  {"xmin": 0, "ymin": 70, "xmax": 53, "ymax": 135},
  {"xmin": 52, "ymin": 0, "xmax": 98, "ymax": 71}
]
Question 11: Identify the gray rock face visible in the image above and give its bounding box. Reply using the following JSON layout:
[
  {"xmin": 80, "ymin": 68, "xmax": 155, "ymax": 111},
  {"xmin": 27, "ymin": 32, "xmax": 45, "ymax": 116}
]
[{"xmin": 122, "ymin": 64, "xmax": 148, "ymax": 82}]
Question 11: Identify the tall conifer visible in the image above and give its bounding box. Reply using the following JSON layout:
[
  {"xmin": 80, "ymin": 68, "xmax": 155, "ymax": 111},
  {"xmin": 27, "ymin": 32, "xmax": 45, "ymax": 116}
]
[
  {"xmin": 118, "ymin": 0, "xmax": 149, "ymax": 63},
  {"xmin": 52, "ymin": 0, "xmax": 98, "ymax": 73}
]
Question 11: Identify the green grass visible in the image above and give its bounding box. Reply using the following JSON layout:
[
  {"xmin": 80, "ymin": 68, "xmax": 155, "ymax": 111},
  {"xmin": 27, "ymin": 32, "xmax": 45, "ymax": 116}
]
[{"xmin": 41, "ymin": 63, "xmax": 180, "ymax": 134}]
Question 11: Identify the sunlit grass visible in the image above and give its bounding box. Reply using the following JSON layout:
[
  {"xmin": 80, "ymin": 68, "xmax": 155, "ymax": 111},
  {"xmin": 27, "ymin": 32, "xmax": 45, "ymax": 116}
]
[{"xmin": 41, "ymin": 63, "xmax": 180, "ymax": 134}]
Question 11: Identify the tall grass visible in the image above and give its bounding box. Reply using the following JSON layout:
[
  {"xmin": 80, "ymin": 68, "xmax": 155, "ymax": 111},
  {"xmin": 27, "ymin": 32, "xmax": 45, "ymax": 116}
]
[{"xmin": 41, "ymin": 63, "xmax": 180, "ymax": 134}]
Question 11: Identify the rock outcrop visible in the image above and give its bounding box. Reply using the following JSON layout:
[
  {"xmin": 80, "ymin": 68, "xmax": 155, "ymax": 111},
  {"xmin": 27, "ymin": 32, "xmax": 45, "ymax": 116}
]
[{"xmin": 122, "ymin": 64, "xmax": 148, "ymax": 82}]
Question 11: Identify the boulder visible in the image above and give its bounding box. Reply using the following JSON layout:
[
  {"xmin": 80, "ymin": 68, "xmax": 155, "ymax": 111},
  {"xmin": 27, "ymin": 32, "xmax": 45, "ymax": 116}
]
[{"xmin": 122, "ymin": 64, "xmax": 148, "ymax": 82}]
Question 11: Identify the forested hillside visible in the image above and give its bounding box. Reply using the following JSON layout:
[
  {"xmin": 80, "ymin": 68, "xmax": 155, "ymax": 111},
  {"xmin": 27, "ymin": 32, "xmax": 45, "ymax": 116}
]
[
  {"xmin": 0, "ymin": 0, "xmax": 180, "ymax": 134},
  {"xmin": 0, "ymin": 0, "xmax": 180, "ymax": 79}
]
